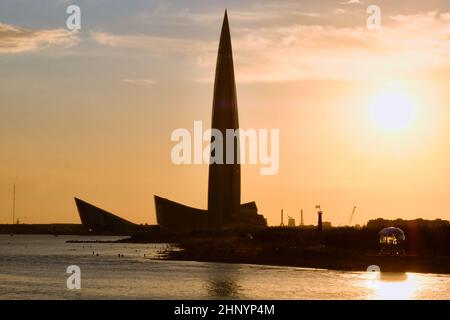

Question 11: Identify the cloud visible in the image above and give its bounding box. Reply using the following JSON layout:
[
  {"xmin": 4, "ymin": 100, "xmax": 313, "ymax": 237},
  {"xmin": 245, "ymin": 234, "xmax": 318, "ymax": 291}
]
[
  {"xmin": 172, "ymin": 10, "xmax": 321, "ymax": 25},
  {"xmin": 123, "ymin": 78, "xmax": 158, "ymax": 86},
  {"xmin": 0, "ymin": 22, "xmax": 78, "ymax": 54},
  {"xmin": 92, "ymin": 11, "xmax": 450, "ymax": 83},
  {"xmin": 134, "ymin": 5, "xmax": 321, "ymax": 28},
  {"xmin": 91, "ymin": 31, "xmax": 213, "ymax": 56},
  {"xmin": 229, "ymin": 11, "xmax": 450, "ymax": 82},
  {"xmin": 339, "ymin": 0, "xmax": 362, "ymax": 4}
]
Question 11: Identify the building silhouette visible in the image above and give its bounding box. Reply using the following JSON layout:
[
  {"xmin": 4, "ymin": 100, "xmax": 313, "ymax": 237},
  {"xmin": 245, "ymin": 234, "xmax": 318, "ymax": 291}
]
[
  {"xmin": 75, "ymin": 198, "xmax": 139, "ymax": 234},
  {"xmin": 75, "ymin": 11, "xmax": 267, "ymax": 234},
  {"xmin": 155, "ymin": 11, "xmax": 266, "ymax": 232},
  {"xmin": 208, "ymin": 10, "xmax": 241, "ymax": 229}
]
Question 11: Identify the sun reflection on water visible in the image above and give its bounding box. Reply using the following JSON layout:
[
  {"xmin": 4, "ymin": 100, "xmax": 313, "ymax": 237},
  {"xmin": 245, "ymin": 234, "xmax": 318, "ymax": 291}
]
[{"xmin": 365, "ymin": 272, "xmax": 422, "ymax": 300}]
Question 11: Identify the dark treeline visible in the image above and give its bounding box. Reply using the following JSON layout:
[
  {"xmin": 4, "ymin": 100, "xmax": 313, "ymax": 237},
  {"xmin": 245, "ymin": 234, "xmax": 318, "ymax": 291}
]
[
  {"xmin": 232, "ymin": 218, "xmax": 450, "ymax": 254},
  {"xmin": 2, "ymin": 218, "xmax": 450, "ymax": 255},
  {"xmin": 362, "ymin": 218, "xmax": 450, "ymax": 253},
  {"xmin": 366, "ymin": 218, "xmax": 450, "ymax": 229},
  {"xmin": 165, "ymin": 219, "xmax": 450, "ymax": 273},
  {"xmin": 0, "ymin": 224, "xmax": 86, "ymax": 235}
]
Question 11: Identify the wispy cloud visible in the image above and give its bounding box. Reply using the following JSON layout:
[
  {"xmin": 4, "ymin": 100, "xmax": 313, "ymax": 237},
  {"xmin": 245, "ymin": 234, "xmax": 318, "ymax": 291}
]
[
  {"xmin": 134, "ymin": 6, "xmax": 321, "ymax": 28},
  {"xmin": 339, "ymin": 0, "xmax": 362, "ymax": 4},
  {"xmin": 91, "ymin": 31, "xmax": 213, "ymax": 56},
  {"xmin": 233, "ymin": 11, "xmax": 450, "ymax": 82},
  {"xmin": 92, "ymin": 11, "xmax": 450, "ymax": 83},
  {"xmin": 0, "ymin": 22, "xmax": 78, "ymax": 54},
  {"xmin": 123, "ymin": 78, "xmax": 158, "ymax": 86},
  {"xmin": 172, "ymin": 9, "xmax": 321, "ymax": 24}
]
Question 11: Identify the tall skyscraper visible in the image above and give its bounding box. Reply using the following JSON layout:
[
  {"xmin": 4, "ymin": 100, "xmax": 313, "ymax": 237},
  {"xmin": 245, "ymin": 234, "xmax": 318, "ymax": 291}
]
[
  {"xmin": 75, "ymin": 11, "xmax": 267, "ymax": 234},
  {"xmin": 208, "ymin": 11, "xmax": 241, "ymax": 229}
]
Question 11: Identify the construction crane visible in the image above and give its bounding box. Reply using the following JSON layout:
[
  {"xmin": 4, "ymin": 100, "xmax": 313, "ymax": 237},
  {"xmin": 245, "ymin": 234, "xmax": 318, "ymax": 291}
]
[{"xmin": 348, "ymin": 206, "xmax": 357, "ymax": 226}]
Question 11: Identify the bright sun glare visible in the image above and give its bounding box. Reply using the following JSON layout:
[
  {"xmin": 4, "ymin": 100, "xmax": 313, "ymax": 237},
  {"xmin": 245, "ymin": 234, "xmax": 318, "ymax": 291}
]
[{"xmin": 369, "ymin": 92, "xmax": 417, "ymax": 131}]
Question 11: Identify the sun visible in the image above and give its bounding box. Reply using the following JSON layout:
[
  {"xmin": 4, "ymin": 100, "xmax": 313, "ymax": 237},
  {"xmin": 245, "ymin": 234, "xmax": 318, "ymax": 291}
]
[{"xmin": 369, "ymin": 92, "xmax": 417, "ymax": 131}]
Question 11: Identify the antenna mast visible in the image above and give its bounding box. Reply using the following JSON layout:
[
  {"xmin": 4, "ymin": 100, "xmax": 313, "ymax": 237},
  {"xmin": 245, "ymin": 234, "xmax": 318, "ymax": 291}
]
[{"xmin": 12, "ymin": 184, "xmax": 16, "ymax": 225}]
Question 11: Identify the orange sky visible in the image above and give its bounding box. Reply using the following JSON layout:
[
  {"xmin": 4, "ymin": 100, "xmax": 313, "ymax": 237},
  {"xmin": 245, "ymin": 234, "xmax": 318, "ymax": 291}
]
[{"xmin": 1, "ymin": 1, "xmax": 450, "ymax": 226}]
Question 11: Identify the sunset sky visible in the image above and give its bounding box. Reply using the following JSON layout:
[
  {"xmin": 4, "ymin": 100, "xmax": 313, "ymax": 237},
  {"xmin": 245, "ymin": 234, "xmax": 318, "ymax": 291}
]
[{"xmin": 1, "ymin": 0, "xmax": 450, "ymax": 226}]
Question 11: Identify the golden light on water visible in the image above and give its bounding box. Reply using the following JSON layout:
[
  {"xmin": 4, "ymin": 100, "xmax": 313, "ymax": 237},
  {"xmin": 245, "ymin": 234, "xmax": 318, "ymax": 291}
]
[{"xmin": 365, "ymin": 272, "xmax": 421, "ymax": 300}]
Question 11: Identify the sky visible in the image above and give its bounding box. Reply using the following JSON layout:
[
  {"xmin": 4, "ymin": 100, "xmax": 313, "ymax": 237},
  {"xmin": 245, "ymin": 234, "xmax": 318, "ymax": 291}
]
[{"xmin": 1, "ymin": 0, "xmax": 450, "ymax": 226}]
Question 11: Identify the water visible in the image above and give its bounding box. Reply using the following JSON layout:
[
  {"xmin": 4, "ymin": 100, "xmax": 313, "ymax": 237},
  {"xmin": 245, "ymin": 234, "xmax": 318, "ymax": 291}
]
[{"xmin": 0, "ymin": 235, "xmax": 449, "ymax": 300}]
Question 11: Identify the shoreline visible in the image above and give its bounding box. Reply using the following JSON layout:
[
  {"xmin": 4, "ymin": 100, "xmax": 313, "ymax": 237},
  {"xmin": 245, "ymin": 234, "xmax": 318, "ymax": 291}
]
[
  {"xmin": 3, "ymin": 227, "xmax": 450, "ymax": 275},
  {"xmin": 160, "ymin": 236, "xmax": 450, "ymax": 275},
  {"xmin": 66, "ymin": 238, "xmax": 450, "ymax": 275},
  {"xmin": 63, "ymin": 232, "xmax": 450, "ymax": 275},
  {"xmin": 164, "ymin": 250, "xmax": 450, "ymax": 275},
  {"xmin": 66, "ymin": 237, "xmax": 450, "ymax": 275}
]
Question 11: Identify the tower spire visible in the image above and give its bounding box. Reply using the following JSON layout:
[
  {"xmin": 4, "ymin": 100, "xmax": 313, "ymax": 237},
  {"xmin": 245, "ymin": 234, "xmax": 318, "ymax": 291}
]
[
  {"xmin": 217, "ymin": 10, "xmax": 232, "ymax": 56},
  {"xmin": 208, "ymin": 11, "xmax": 240, "ymax": 229}
]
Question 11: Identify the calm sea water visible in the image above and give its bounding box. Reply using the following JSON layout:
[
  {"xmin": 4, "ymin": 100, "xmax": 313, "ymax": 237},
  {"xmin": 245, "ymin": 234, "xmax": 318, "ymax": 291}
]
[{"xmin": 0, "ymin": 235, "xmax": 449, "ymax": 300}]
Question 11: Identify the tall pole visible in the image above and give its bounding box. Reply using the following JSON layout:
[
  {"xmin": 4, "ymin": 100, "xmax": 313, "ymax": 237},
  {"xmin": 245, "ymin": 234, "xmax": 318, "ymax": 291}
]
[
  {"xmin": 12, "ymin": 184, "xmax": 15, "ymax": 225},
  {"xmin": 317, "ymin": 210, "xmax": 323, "ymax": 232}
]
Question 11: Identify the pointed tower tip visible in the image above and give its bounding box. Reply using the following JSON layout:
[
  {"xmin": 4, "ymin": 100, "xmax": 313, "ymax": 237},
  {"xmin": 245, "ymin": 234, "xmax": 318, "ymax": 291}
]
[{"xmin": 218, "ymin": 9, "xmax": 231, "ymax": 55}]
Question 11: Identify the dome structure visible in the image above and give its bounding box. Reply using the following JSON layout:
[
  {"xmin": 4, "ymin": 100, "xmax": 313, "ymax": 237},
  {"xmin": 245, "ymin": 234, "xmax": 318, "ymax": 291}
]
[{"xmin": 379, "ymin": 227, "xmax": 405, "ymax": 255}]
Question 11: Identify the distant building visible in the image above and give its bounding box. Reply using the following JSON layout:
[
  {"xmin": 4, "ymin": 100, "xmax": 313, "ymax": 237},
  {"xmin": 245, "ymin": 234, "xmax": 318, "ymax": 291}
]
[
  {"xmin": 75, "ymin": 198, "xmax": 139, "ymax": 234},
  {"xmin": 287, "ymin": 216, "xmax": 296, "ymax": 227},
  {"xmin": 322, "ymin": 221, "xmax": 332, "ymax": 229},
  {"xmin": 154, "ymin": 11, "xmax": 267, "ymax": 233},
  {"xmin": 154, "ymin": 196, "xmax": 265, "ymax": 233},
  {"xmin": 74, "ymin": 11, "xmax": 267, "ymax": 234}
]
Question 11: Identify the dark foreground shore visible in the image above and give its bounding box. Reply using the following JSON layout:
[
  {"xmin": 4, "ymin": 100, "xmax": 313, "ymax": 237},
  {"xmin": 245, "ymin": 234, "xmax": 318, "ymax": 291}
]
[
  {"xmin": 5, "ymin": 222, "xmax": 450, "ymax": 274},
  {"xmin": 158, "ymin": 235, "xmax": 450, "ymax": 274},
  {"xmin": 114, "ymin": 224, "xmax": 450, "ymax": 274}
]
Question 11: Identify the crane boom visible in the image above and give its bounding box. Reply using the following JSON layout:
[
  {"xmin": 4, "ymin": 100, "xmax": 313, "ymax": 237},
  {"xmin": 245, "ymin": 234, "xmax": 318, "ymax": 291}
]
[{"xmin": 349, "ymin": 206, "xmax": 357, "ymax": 226}]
